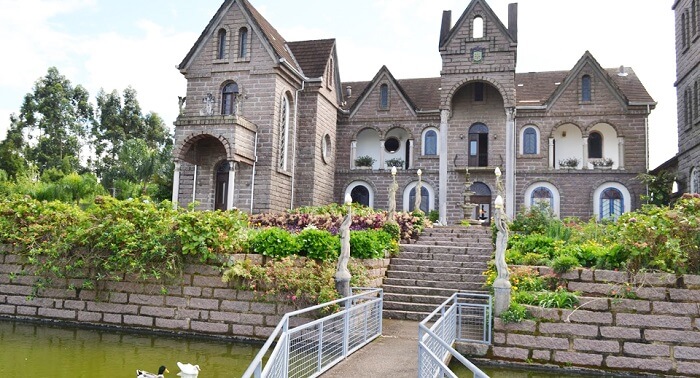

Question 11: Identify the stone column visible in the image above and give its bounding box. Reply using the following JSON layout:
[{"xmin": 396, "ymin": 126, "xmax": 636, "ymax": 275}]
[
  {"xmin": 504, "ymin": 107, "xmax": 516, "ymax": 218},
  {"xmin": 439, "ymin": 109, "xmax": 449, "ymax": 225},
  {"xmin": 583, "ymin": 137, "xmax": 589, "ymax": 169},
  {"xmin": 379, "ymin": 140, "xmax": 385, "ymax": 169},
  {"xmin": 171, "ymin": 161, "xmax": 181, "ymax": 209},
  {"xmin": 351, "ymin": 140, "xmax": 357, "ymax": 169},
  {"xmin": 618, "ymin": 137, "xmax": 625, "ymax": 169},
  {"xmin": 548, "ymin": 138, "xmax": 555, "ymax": 169},
  {"xmin": 226, "ymin": 161, "xmax": 236, "ymax": 210},
  {"xmin": 408, "ymin": 139, "xmax": 414, "ymax": 169}
]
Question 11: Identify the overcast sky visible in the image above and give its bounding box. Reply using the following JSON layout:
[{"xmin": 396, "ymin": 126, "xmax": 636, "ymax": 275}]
[{"xmin": 0, "ymin": 0, "xmax": 677, "ymax": 167}]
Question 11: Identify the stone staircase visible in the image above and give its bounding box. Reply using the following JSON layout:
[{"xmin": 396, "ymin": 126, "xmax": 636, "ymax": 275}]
[{"xmin": 382, "ymin": 225, "xmax": 494, "ymax": 320}]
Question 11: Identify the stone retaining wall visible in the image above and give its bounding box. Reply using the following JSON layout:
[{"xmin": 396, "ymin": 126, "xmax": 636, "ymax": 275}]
[
  {"xmin": 490, "ymin": 267, "xmax": 700, "ymax": 376},
  {"xmin": 0, "ymin": 248, "xmax": 389, "ymax": 341}
]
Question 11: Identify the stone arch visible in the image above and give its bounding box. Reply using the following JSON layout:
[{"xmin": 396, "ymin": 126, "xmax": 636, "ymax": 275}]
[
  {"xmin": 175, "ymin": 132, "xmax": 233, "ymax": 162},
  {"xmin": 549, "ymin": 120, "xmax": 583, "ymax": 138},
  {"xmin": 441, "ymin": 76, "xmax": 514, "ymax": 109},
  {"xmin": 351, "ymin": 125, "xmax": 384, "ymax": 140},
  {"xmin": 386, "ymin": 125, "xmax": 414, "ymax": 141},
  {"xmin": 584, "ymin": 120, "xmax": 623, "ymax": 137}
]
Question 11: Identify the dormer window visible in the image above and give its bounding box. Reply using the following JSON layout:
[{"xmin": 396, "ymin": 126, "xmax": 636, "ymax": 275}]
[
  {"xmin": 238, "ymin": 27, "xmax": 248, "ymax": 58},
  {"xmin": 217, "ymin": 29, "xmax": 227, "ymax": 59},
  {"xmin": 581, "ymin": 75, "xmax": 592, "ymax": 102},
  {"xmin": 472, "ymin": 16, "xmax": 484, "ymax": 39},
  {"xmin": 379, "ymin": 84, "xmax": 389, "ymax": 110}
]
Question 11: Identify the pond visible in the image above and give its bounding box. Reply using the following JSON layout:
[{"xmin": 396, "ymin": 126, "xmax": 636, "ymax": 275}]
[{"xmin": 0, "ymin": 320, "xmax": 262, "ymax": 377}]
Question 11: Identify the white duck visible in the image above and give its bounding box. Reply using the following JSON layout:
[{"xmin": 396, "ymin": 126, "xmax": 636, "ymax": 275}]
[
  {"xmin": 176, "ymin": 362, "xmax": 201, "ymax": 377},
  {"xmin": 137, "ymin": 365, "xmax": 169, "ymax": 378}
]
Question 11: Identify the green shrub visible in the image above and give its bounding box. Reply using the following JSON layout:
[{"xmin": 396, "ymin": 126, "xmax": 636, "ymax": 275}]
[
  {"xmin": 510, "ymin": 234, "xmax": 556, "ymax": 259},
  {"xmin": 500, "ymin": 303, "xmax": 531, "ymax": 323},
  {"xmin": 551, "ymin": 255, "xmax": 579, "ymax": 274},
  {"xmin": 536, "ymin": 288, "xmax": 579, "ymax": 308},
  {"xmin": 382, "ymin": 222, "xmax": 401, "ymax": 241},
  {"xmin": 297, "ymin": 228, "xmax": 339, "ymax": 261},
  {"xmin": 248, "ymin": 227, "xmax": 299, "ymax": 258},
  {"xmin": 520, "ymin": 252, "xmax": 550, "ymax": 266},
  {"xmin": 350, "ymin": 230, "xmax": 392, "ymax": 259},
  {"xmin": 510, "ymin": 204, "xmax": 556, "ymax": 234},
  {"xmin": 428, "ymin": 210, "xmax": 439, "ymax": 223}
]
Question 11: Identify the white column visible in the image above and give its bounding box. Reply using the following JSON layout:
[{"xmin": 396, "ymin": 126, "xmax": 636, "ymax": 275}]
[
  {"xmin": 583, "ymin": 137, "xmax": 589, "ymax": 169},
  {"xmin": 548, "ymin": 138, "xmax": 555, "ymax": 169},
  {"xmin": 618, "ymin": 137, "xmax": 625, "ymax": 169},
  {"xmin": 379, "ymin": 140, "xmax": 385, "ymax": 169},
  {"xmin": 351, "ymin": 140, "xmax": 357, "ymax": 169},
  {"xmin": 408, "ymin": 139, "xmax": 414, "ymax": 169},
  {"xmin": 226, "ymin": 161, "xmax": 236, "ymax": 210},
  {"xmin": 171, "ymin": 161, "xmax": 181, "ymax": 209},
  {"xmin": 439, "ymin": 109, "xmax": 449, "ymax": 225},
  {"xmin": 505, "ymin": 107, "xmax": 516, "ymax": 218}
]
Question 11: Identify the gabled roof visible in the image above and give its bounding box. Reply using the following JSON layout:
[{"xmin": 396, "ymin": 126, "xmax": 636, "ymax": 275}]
[
  {"xmin": 517, "ymin": 51, "xmax": 655, "ymax": 108},
  {"xmin": 287, "ymin": 39, "xmax": 335, "ymax": 78},
  {"xmin": 440, "ymin": 0, "xmax": 515, "ymax": 49},
  {"xmin": 178, "ymin": 0, "xmax": 296, "ymax": 72}
]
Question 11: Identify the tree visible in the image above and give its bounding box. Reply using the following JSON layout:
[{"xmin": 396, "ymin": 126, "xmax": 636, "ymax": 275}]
[
  {"xmin": 103, "ymin": 139, "xmax": 173, "ymax": 201},
  {"xmin": 17, "ymin": 67, "xmax": 93, "ymax": 173},
  {"xmin": 0, "ymin": 115, "xmax": 29, "ymax": 180}
]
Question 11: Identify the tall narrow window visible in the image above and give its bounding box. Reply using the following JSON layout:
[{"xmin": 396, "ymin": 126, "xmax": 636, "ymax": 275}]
[
  {"xmin": 588, "ymin": 131, "xmax": 603, "ymax": 159},
  {"xmin": 693, "ymin": 0, "xmax": 698, "ymax": 36},
  {"xmin": 686, "ymin": 88, "xmax": 693, "ymax": 128},
  {"xmin": 474, "ymin": 82, "xmax": 485, "ymax": 102},
  {"xmin": 523, "ymin": 127, "xmax": 538, "ymax": 155},
  {"xmin": 238, "ymin": 27, "xmax": 248, "ymax": 58},
  {"xmin": 278, "ymin": 95, "xmax": 290, "ymax": 170},
  {"xmin": 221, "ymin": 82, "xmax": 239, "ymax": 115},
  {"xmin": 217, "ymin": 29, "xmax": 227, "ymax": 59},
  {"xmin": 581, "ymin": 75, "xmax": 592, "ymax": 102},
  {"xmin": 409, "ymin": 186, "xmax": 430, "ymax": 213},
  {"xmin": 695, "ymin": 81, "xmax": 699, "ymax": 121},
  {"xmin": 379, "ymin": 84, "xmax": 389, "ymax": 109},
  {"xmin": 424, "ymin": 129, "xmax": 438, "ymax": 155},
  {"xmin": 468, "ymin": 123, "xmax": 489, "ymax": 167},
  {"xmin": 600, "ymin": 188, "xmax": 624, "ymax": 220},
  {"xmin": 473, "ymin": 16, "xmax": 484, "ymax": 39},
  {"xmin": 691, "ymin": 167, "xmax": 700, "ymax": 194},
  {"xmin": 683, "ymin": 12, "xmax": 689, "ymax": 49},
  {"xmin": 327, "ymin": 58, "xmax": 334, "ymax": 87}
]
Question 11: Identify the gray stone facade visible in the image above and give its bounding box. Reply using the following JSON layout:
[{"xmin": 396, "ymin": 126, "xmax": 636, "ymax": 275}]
[
  {"xmin": 172, "ymin": 0, "xmax": 655, "ymax": 223},
  {"xmin": 674, "ymin": 0, "xmax": 700, "ymax": 194}
]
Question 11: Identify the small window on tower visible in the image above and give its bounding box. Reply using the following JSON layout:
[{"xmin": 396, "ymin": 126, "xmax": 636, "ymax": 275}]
[
  {"xmin": 474, "ymin": 82, "xmax": 484, "ymax": 102},
  {"xmin": 473, "ymin": 16, "xmax": 484, "ymax": 39}
]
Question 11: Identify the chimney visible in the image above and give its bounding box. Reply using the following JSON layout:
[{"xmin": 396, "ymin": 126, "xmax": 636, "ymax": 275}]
[
  {"xmin": 440, "ymin": 10, "xmax": 452, "ymax": 46},
  {"xmin": 508, "ymin": 3, "xmax": 518, "ymax": 42},
  {"xmin": 345, "ymin": 85, "xmax": 352, "ymax": 98}
]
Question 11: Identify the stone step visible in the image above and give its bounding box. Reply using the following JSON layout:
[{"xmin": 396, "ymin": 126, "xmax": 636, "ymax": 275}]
[
  {"xmin": 400, "ymin": 244, "xmax": 492, "ymax": 255},
  {"xmin": 383, "ymin": 300, "xmax": 439, "ymax": 313},
  {"xmin": 396, "ymin": 251, "xmax": 491, "ymax": 263},
  {"xmin": 416, "ymin": 233, "xmax": 492, "ymax": 242},
  {"xmin": 389, "ymin": 258, "xmax": 488, "ymax": 270},
  {"xmin": 421, "ymin": 226, "xmax": 491, "ymax": 235},
  {"xmin": 384, "ymin": 278, "xmax": 486, "ymax": 291},
  {"xmin": 383, "ymin": 284, "xmax": 488, "ymax": 298},
  {"xmin": 384, "ymin": 292, "xmax": 450, "ymax": 306},
  {"xmin": 383, "ymin": 309, "xmax": 428, "ymax": 321},
  {"xmin": 386, "ymin": 264, "xmax": 485, "ymax": 275},
  {"xmin": 386, "ymin": 270, "xmax": 484, "ymax": 283}
]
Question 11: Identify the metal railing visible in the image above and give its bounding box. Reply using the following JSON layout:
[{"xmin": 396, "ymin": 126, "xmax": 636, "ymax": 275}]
[
  {"xmin": 242, "ymin": 287, "xmax": 383, "ymax": 378},
  {"xmin": 418, "ymin": 292, "xmax": 492, "ymax": 378}
]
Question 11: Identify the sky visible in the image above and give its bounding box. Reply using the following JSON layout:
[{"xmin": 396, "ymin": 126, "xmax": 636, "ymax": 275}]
[{"xmin": 0, "ymin": 0, "xmax": 678, "ymax": 168}]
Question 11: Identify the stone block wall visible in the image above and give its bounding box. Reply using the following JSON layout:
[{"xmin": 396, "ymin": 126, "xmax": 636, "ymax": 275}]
[
  {"xmin": 0, "ymin": 249, "xmax": 389, "ymax": 341},
  {"xmin": 489, "ymin": 267, "xmax": 700, "ymax": 376}
]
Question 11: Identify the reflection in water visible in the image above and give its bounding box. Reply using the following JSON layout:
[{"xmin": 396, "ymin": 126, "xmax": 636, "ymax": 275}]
[{"xmin": 0, "ymin": 320, "xmax": 261, "ymax": 377}]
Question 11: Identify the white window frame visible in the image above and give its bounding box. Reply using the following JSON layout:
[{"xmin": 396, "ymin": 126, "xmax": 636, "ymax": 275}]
[
  {"xmin": 593, "ymin": 182, "xmax": 631, "ymax": 221},
  {"xmin": 421, "ymin": 127, "xmax": 439, "ymax": 156},
  {"xmin": 402, "ymin": 181, "xmax": 435, "ymax": 212},
  {"xmin": 520, "ymin": 125, "xmax": 540, "ymax": 155},
  {"xmin": 345, "ymin": 181, "xmax": 374, "ymax": 208},
  {"xmin": 523, "ymin": 182, "xmax": 560, "ymax": 217}
]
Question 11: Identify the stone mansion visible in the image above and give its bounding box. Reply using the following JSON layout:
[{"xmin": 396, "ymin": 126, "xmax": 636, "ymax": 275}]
[{"xmin": 171, "ymin": 0, "xmax": 655, "ymax": 224}]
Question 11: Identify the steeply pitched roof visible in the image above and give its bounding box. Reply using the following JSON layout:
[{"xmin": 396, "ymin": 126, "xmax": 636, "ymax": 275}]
[
  {"xmin": 287, "ymin": 39, "xmax": 335, "ymax": 78},
  {"xmin": 178, "ymin": 0, "xmax": 297, "ymax": 72},
  {"xmin": 440, "ymin": 0, "xmax": 515, "ymax": 49}
]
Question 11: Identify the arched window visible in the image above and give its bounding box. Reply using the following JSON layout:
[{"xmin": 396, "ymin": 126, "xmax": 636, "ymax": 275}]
[
  {"xmin": 581, "ymin": 75, "xmax": 592, "ymax": 102},
  {"xmin": 588, "ymin": 131, "xmax": 603, "ymax": 159},
  {"xmin": 238, "ymin": 27, "xmax": 248, "ymax": 58},
  {"xmin": 531, "ymin": 187, "xmax": 553, "ymax": 208},
  {"xmin": 522, "ymin": 126, "xmax": 538, "ymax": 155},
  {"xmin": 691, "ymin": 167, "xmax": 700, "ymax": 194},
  {"xmin": 327, "ymin": 58, "xmax": 334, "ymax": 88},
  {"xmin": 217, "ymin": 29, "xmax": 227, "ymax": 59},
  {"xmin": 468, "ymin": 123, "xmax": 489, "ymax": 167},
  {"xmin": 524, "ymin": 182, "xmax": 560, "ymax": 216},
  {"xmin": 469, "ymin": 182, "xmax": 491, "ymax": 224},
  {"xmin": 600, "ymin": 188, "xmax": 624, "ymax": 221},
  {"xmin": 403, "ymin": 182, "xmax": 435, "ymax": 213},
  {"xmin": 278, "ymin": 95, "xmax": 290, "ymax": 170},
  {"xmin": 472, "ymin": 16, "xmax": 484, "ymax": 39},
  {"xmin": 423, "ymin": 128, "xmax": 438, "ymax": 156},
  {"xmin": 221, "ymin": 82, "xmax": 239, "ymax": 115},
  {"xmin": 214, "ymin": 160, "xmax": 230, "ymax": 211},
  {"xmin": 379, "ymin": 84, "xmax": 389, "ymax": 109},
  {"xmin": 346, "ymin": 181, "xmax": 374, "ymax": 208}
]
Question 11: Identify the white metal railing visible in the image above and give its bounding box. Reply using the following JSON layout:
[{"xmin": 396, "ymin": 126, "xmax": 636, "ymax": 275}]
[
  {"xmin": 418, "ymin": 292, "xmax": 491, "ymax": 378},
  {"xmin": 242, "ymin": 287, "xmax": 383, "ymax": 378}
]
